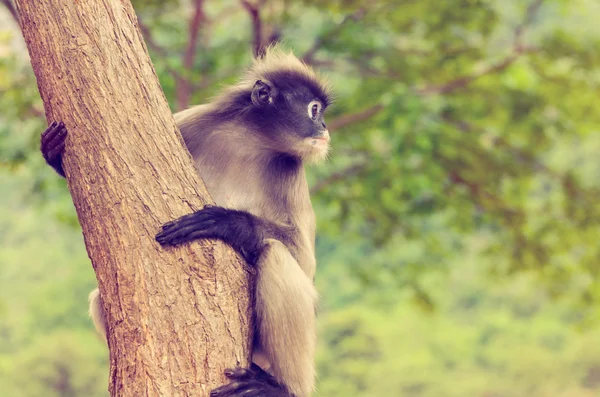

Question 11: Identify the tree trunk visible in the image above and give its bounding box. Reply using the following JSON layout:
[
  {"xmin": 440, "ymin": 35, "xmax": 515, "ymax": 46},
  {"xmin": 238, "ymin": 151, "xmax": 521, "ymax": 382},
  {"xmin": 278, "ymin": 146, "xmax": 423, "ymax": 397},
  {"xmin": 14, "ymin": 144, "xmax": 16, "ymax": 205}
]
[{"xmin": 15, "ymin": 1, "xmax": 253, "ymax": 396}]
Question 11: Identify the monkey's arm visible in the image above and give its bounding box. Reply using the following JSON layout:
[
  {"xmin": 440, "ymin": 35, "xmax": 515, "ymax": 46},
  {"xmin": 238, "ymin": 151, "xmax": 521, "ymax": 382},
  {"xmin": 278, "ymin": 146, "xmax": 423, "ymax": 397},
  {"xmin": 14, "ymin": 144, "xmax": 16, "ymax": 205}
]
[
  {"xmin": 156, "ymin": 206, "xmax": 294, "ymax": 266},
  {"xmin": 40, "ymin": 121, "xmax": 67, "ymax": 177}
]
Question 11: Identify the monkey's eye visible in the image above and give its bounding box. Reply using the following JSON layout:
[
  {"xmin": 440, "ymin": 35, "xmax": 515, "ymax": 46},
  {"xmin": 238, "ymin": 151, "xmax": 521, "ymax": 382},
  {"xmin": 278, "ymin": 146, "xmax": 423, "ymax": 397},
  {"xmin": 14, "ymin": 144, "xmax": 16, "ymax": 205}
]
[{"xmin": 307, "ymin": 101, "xmax": 321, "ymax": 120}]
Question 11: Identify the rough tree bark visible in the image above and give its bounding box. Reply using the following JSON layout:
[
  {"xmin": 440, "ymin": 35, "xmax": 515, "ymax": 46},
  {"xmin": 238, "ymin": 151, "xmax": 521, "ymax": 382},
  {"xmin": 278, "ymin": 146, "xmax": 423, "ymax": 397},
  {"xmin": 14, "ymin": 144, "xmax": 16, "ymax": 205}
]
[{"xmin": 15, "ymin": 1, "xmax": 252, "ymax": 396}]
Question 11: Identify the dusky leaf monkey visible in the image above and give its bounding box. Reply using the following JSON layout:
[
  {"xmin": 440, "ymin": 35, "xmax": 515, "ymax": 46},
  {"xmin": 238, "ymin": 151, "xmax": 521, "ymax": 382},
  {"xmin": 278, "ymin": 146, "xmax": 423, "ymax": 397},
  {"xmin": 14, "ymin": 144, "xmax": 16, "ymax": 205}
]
[{"xmin": 41, "ymin": 46, "xmax": 331, "ymax": 397}]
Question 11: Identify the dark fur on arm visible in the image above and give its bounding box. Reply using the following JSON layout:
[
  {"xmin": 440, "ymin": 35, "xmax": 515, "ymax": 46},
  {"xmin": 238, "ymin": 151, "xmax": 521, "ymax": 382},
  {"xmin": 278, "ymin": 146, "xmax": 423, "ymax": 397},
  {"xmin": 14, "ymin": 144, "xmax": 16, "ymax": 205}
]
[{"xmin": 156, "ymin": 205, "xmax": 294, "ymax": 266}]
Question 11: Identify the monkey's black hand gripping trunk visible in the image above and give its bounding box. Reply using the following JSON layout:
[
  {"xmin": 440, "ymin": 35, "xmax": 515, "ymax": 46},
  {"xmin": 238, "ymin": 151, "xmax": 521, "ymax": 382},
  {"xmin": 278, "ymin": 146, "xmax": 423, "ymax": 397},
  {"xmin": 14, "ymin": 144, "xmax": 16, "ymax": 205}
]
[
  {"xmin": 156, "ymin": 205, "xmax": 265, "ymax": 266},
  {"xmin": 41, "ymin": 121, "xmax": 67, "ymax": 177}
]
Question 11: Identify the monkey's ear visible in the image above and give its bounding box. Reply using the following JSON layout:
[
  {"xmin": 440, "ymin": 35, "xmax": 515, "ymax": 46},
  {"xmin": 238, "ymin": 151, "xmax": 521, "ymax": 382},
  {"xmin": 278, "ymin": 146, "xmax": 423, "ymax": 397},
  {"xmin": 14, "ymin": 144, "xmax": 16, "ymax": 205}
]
[{"xmin": 251, "ymin": 80, "xmax": 277, "ymax": 107}]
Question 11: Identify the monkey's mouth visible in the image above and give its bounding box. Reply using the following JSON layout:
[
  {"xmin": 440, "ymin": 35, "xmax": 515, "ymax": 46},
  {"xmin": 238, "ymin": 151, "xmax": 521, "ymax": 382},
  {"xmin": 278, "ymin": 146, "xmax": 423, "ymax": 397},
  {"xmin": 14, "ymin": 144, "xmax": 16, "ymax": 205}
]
[
  {"xmin": 302, "ymin": 134, "xmax": 330, "ymax": 163},
  {"xmin": 309, "ymin": 130, "xmax": 330, "ymax": 146},
  {"xmin": 307, "ymin": 137, "xmax": 329, "ymax": 150}
]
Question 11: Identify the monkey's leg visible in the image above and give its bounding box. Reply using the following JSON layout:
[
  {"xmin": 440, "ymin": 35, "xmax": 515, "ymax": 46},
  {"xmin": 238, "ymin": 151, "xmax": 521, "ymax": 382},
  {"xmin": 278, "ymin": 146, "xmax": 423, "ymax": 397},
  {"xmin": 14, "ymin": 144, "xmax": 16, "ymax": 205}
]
[
  {"xmin": 210, "ymin": 365, "xmax": 294, "ymax": 397},
  {"xmin": 210, "ymin": 239, "xmax": 316, "ymax": 397},
  {"xmin": 40, "ymin": 121, "xmax": 67, "ymax": 177},
  {"xmin": 253, "ymin": 239, "xmax": 317, "ymax": 397}
]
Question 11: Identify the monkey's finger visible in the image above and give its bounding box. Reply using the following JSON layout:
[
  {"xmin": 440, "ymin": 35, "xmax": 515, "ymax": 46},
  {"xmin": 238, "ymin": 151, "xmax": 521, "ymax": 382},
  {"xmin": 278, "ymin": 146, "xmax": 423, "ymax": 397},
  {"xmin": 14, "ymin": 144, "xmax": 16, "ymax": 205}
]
[
  {"xmin": 224, "ymin": 366, "xmax": 284, "ymax": 390},
  {"xmin": 158, "ymin": 218, "xmax": 219, "ymax": 238},
  {"xmin": 41, "ymin": 121, "xmax": 66, "ymax": 143},
  {"xmin": 42, "ymin": 121, "xmax": 60, "ymax": 136},
  {"xmin": 161, "ymin": 209, "xmax": 223, "ymax": 229},
  {"xmin": 44, "ymin": 139, "xmax": 66, "ymax": 162},
  {"xmin": 41, "ymin": 124, "xmax": 67, "ymax": 157},
  {"xmin": 210, "ymin": 380, "xmax": 268, "ymax": 397},
  {"xmin": 160, "ymin": 212, "xmax": 198, "ymax": 227},
  {"xmin": 210, "ymin": 382, "xmax": 246, "ymax": 397},
  {"xmin": 224, "ymin": 367, "xmax": 255, "ymax": 381},
  {"xmin": 41, "ymin": 122, "xmax": 59, "ymax": 142},
  {"xmin": 157, "ymin": 217, "xmax": 220, "ymax": 241},
  {"xmin": 167, "ymin": 227, "xmax": 220, "ymax": 245},
  {"xmin": 156, "ymin": 224, "xmax": 219, "ymax": 246},
  {"xmin": 159, "ymin": 217, "xmax": 214, "ymax": 233}
]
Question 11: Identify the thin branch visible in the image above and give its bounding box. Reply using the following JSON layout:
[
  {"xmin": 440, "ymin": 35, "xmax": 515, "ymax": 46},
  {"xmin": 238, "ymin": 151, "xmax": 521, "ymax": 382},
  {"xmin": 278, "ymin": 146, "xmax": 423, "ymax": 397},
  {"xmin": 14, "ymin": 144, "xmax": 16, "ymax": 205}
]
[
  {"xmin": 446, "ymin": 170, "xmax": 520, "ymax": 219},
  {"xmin": 1, "ymin": 0, "xmax": 19, "ymax": 24},
  {"xmin": 415, "ymin": 52, "xmax": 523, "ymax": 95},
  {"xmin": 302, "ymin": 8, "xmax": 366, "ymax": 64},
  {"xmin": 137, "ymin": 17, "xmax": 169, "ymax": 57},
  {"xmin": 138, "ymin": 16, "xmax": 214, "ymax": 94},
  {"xmin": 441, "ymin": 113, "xmax": 557, "ymax": 177},
  {"xmin": 184, "ymin": 0, "xmax": 205, "ymax": 72},
  {"xmin": 439, "ymin": 113, "xmax": 599, "ymax": 223},
  {"xmin": 416, "ymin": 0, "xmax": 544, "ymax": 96},
  {"xmin": 514, "ymin": 0, "xmax": 544, "ymax": 49},
  {"xmin": 241, "ymin": 0, "xmax": 267, "ymax": 57},
  {"xmin": 328, "ymin": 104, "xmax": 384, "ymax": 131},
  {"xmin": 28, "ymin": 106, "xmax": 44, "ymax": 119},
  {"xmin": 310, "ymin": 163, "xmax": 366, "ymax": 195},
  {"xmin": 212, "ymin": 4, "xmax": 242, "ymax": 22},
  {"xmin": 176, "ymin": 0, "xmax": 206, "ymax": 110}
]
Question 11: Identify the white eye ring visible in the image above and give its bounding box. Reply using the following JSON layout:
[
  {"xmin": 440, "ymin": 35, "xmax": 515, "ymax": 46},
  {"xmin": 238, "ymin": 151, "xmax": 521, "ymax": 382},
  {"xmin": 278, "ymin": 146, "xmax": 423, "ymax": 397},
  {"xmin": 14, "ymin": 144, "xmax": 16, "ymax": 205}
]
[{"xmin": 308, "ymin": 100, "xmax": 321, "ymax": 120}]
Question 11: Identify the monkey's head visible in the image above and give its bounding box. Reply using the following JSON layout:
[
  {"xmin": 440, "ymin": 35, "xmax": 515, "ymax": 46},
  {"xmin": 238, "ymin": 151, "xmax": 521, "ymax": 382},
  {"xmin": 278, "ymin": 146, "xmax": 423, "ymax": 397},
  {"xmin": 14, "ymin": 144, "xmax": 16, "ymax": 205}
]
[{"xmin": 235, "ymin": 46, "xmax": 333, "ymax": 164}]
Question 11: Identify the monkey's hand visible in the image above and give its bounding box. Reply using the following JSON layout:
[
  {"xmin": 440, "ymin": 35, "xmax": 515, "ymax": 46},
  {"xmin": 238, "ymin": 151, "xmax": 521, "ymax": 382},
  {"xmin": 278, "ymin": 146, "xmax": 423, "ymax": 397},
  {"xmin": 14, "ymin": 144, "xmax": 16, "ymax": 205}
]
[
  {"xmin": 156, "ymin": 205, "xmax": 263, "ymax": 266},
  {"xmin": 41, "ymin": 121, "xmax": 67, "ymax": 177},
  {"xmin": 210, "ymin": 365, "xmax": 295, "ymax": 397}
]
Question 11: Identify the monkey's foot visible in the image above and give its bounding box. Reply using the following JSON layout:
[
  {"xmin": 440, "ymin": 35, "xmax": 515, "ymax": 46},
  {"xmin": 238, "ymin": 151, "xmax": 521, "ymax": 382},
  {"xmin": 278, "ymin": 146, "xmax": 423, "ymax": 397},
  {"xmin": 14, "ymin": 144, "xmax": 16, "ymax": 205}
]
[
  {"xmin": 155, "ymin": 205, "xmax": 261, "ymax": 265},
  {"xmin": 210, "ymin": 365, "xmax": 294, "ymax": 397},
  {"xmin": 41, "ymin": 121, "xmax": 67, "ymax": 177}
]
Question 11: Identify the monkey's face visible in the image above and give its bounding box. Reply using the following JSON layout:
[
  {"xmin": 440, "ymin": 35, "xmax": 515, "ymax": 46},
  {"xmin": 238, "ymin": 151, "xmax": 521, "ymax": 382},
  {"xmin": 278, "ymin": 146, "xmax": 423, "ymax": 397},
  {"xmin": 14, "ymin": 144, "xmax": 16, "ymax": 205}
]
[
  {"xmin": 294, "ymin": 98, "xmax": 330, "ymax": 163},
  {"xmin": 249, "ymin": 78, "xmax": 331, "ymax": 164},
  {"xmin": 277, "ymin": 92, "xmax": 330, "ymax": 164}
]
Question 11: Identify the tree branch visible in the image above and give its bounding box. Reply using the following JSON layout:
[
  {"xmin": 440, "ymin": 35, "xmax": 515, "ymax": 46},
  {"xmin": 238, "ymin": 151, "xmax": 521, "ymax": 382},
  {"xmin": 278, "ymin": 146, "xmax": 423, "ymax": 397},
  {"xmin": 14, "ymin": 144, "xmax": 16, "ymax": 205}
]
[
  {"xmin": 416, "ymin": 0, "xmax": 544, "ymax": 96},
  {"xmin": 310, "ymin": 162, "xmax": 366, "ymax": 195},
  {"xmin": 302, "ymin": 8, "xmax": 366, "ymax": 64},
  {"xmin": 317, "ymin": 1, "xmax": 545, "ymax": 131},
  {"xmin": 328, "ymin": 104, "xmax": 384, "ymax": 131},
  {"xmin": 514, "ymin": 0, "xmax": 544, "ymax": 49},
  {"xmin": 300, "ymin": 0, "xmax": 543, "ymax": 133},
  {"xmin": 240, "ymin": 0, "xmax": 266, "ymax": 57},
  {"xmin": 176, "ymin": 0, "xmax": 206, "ymax": 110},
  {"xmin": 446, "ymin": 169, "xmax": 520, "ymax": 220},
  {"xmin": 415, "ymin": 52, "xmax": 523, "ymax": 95},
  {"xmin": 137, "ymin": 17, "xmax": 169, "ymax": 56},
  {"xmin": 138, "ymin": 17, "xmax": 190, "ymax": 86},
  {"xmin": 441, "ymin": 113, "xmax": 557, "ymax": 177}
]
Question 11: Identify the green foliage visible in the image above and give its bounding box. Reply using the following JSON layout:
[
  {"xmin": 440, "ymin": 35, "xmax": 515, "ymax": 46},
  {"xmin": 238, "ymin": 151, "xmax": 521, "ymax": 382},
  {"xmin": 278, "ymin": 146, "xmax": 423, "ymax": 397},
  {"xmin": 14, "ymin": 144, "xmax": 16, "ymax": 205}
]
[
  {"xmin": 1, "ymin": 0, "xmax": 599, "ymax": 395},
  {"xmin": 2, "ymin": 330, "xmax": 108, "ymax": 397}
]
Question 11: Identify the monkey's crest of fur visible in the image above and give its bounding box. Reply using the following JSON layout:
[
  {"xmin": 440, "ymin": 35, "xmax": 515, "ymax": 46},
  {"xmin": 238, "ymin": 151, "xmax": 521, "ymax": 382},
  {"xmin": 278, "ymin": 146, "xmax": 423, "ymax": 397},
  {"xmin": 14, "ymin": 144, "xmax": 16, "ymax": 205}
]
[{"xmin": 243, "ymin": 45, "xmax": 333, "ymax": 104}]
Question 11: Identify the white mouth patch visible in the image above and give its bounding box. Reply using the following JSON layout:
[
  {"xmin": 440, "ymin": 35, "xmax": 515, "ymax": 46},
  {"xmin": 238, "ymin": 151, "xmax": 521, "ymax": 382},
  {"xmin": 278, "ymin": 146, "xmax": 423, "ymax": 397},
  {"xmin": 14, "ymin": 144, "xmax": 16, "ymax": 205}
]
[
  {"xmin": 302, "ymin": 130, "xmax": 330, "ymax": 163},
  {"xmin": 308, "ymin": 137, "xmax": 329, "ymax": 146}
]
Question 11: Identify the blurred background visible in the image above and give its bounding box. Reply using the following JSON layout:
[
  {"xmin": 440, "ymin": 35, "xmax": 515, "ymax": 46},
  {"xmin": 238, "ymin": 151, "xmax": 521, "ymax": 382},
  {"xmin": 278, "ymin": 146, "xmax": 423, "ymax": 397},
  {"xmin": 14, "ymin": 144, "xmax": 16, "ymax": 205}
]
[{"xmin": 1, "ymin": 0, "xmax": 599, "ymax": 396}]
